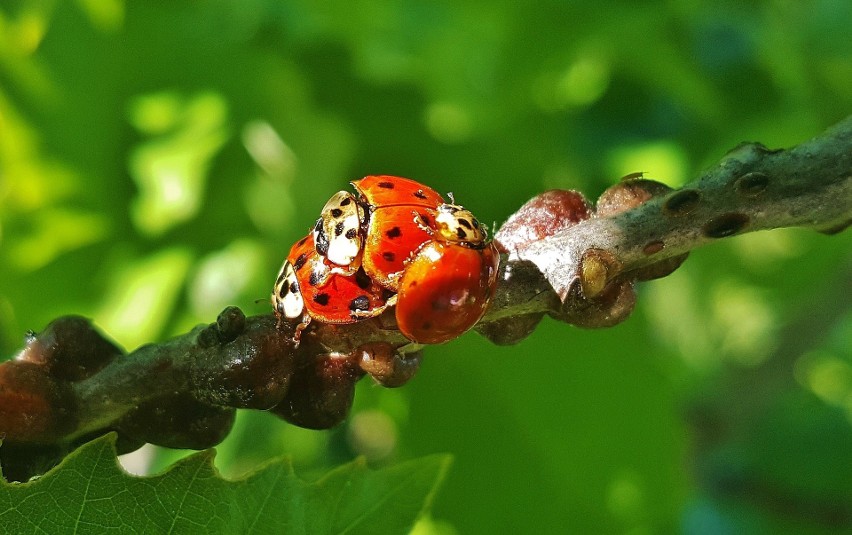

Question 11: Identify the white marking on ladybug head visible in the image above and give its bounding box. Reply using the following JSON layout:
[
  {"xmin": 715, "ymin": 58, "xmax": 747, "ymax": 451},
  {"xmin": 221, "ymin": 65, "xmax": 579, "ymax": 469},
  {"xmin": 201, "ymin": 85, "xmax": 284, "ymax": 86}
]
[
  {"xmin": 314, "ymin": 191, "xmax": 364, "ymax": 266},
  {"xmin": 434, "ymin": 204, "xmax": 486, "ymax": 246},
  {"xmin": 272, "ymin": 260, "xmax": 305, "ymax": 319}
]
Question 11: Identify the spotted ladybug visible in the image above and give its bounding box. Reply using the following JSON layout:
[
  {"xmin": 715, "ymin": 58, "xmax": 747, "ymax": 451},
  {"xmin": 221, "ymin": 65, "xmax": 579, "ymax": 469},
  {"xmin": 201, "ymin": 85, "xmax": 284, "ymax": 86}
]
[
  {"xmin": 271, "ymin": 258, "xmax": 306, "ymax": 328},
  {"xmin": 351, "ymin": 175, "xmax": 445, "ymax": 290},
  {"xmin": 272, "ymin": 232, "xmax": 393, "ymax": 332},
  {"xmin": 274, "ymin": 175, "xmax": 500, "ymax": 345},
  {"xmin": 394, "ymin": 205, "xmax": 500, "ymax": 344},
  {"xmin": 313, "ymin": 191, "xmax": 364, "ymax": 268}
]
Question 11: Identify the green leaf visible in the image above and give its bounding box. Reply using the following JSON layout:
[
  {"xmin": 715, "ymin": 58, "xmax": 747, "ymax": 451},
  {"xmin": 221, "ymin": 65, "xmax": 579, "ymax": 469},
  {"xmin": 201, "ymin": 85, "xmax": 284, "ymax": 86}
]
[{"xmin": 0, "ymin": 434, "xmax": 451, "ymax": 534}]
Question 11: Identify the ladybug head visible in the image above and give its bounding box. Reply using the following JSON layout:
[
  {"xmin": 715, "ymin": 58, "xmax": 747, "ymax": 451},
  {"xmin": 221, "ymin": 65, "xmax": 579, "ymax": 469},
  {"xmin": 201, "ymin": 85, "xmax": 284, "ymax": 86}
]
[{"xmin": 434, "ymin": 203, "xmax": 487, "ymax": 247}]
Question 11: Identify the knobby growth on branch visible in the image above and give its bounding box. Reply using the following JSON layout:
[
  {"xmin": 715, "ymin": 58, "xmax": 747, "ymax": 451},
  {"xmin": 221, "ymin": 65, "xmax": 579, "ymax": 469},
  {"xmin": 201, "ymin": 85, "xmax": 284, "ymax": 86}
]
[{"xmin": 1, "ymin": 116, "xmax": 850, "ymax": 481}]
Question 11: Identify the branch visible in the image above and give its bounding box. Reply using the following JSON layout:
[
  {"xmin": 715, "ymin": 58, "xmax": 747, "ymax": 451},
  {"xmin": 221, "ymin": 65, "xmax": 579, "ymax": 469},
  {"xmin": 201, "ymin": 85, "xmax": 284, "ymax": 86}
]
[{"xmin": 1, "ymin": 116, "xmax": 850, "ymax": 480}]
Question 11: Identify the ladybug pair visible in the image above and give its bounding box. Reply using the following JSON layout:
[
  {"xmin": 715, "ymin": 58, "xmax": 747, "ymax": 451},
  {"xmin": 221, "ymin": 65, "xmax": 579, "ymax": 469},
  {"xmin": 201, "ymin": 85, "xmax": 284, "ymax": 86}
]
[{"xmin": 272, "ymin": 175, "xmax": 500, "ymax": 344}]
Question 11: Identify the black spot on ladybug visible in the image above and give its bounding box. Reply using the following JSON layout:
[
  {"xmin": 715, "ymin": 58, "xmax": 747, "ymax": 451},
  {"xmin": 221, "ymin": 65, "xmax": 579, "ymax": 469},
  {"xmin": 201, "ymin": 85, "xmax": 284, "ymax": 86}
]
[
  {"xmin": 349, "ymin": 295, "xmax": 370, "ymax": 311},
  {"xmin": 297, "ymin": 236, "xmax": 309, "ymax": 246},
  {"xmin": 278, "ymin": 285, "xmax": 288, "ymax": 298},
  {"xmin": 378, "ymin": 181, "xmax": 395, "ymax": 189},
  {"xmin": 459, "ymin": 219, "xmax": 473, "ymax": 229},
  {"xmin": 420, "ymin": 214, "xmax": 432, "ymax": 227},
  {"xmin": 313, "ymin": 293, "xmax": 330, "ymax": 306},
  {"xmin": 382, "ymin": 251, "xmax": 396, "ymax": 262},
  {"xmin": 315, "ymin": 228, "xmax": 329, "ymax": 256},
  {"xmin": 386, "ymin": 226, "xmax": 402, "ymax": 239},
  {"xmin": 340, "ymin": 197, "xmax": 352, "ymax": 206},
  {"xmin": 276, "ymin": 272, "xmax": 285, "ymax": 284},
  {"xmin": 355, "ymin": 268, "xmax": 372, "ymax": 289},
  {"xmin": 294, "ymin": 254, "xmax": 308, "ymax": 271},
  {"xmin": 345, "ymin": 228, "xmax": 357, "ymax": 239},
  {"xmin": 456, "ymin": 228, "xmax": 468, "ymax": 239},
  {"xmin": 309, "ymin": 270, "xmax": 321, "ymax": 286},
  {"xmin": 472, "ymin": 219, "xmax": 480, "ymax": 228},
  {"xmin": 289, "ymin": 281, "xmax": 298, "ymax": 294},
  {"xmin": 330, "ymin": 208, "xmax": 343, "ymax": 218},
  {"xmin": 414, "ymin": 190, "xmax": 427, "ymax": 199},
  {"xmin": 334, "ymin": 221, "xmax": 345, "ymax": 236}
]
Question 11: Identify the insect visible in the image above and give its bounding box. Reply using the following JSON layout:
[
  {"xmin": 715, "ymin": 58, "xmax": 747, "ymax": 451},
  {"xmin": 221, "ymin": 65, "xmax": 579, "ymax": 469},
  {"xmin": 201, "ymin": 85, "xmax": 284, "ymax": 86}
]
[
  {"xmin": 394, "ymin": 204, "xmax": 500, "ymax": 344},
  {"xmin": 620, "ymin": 171, "xmax": 645, "ymax": 181},
  {"xmin": 274, "ymin": 175, "xmax": 500, "ymax": 344},
  {"xmin": 272, "ymin": 232, "xmax": 393, "ymax": 333},
  {"xmin": 312, "ymin": 190, "xmax": 364, "ymax": 268},
  {"xmin": 350, "ymin": 175, "xmax": 445, "ymax": 290}
]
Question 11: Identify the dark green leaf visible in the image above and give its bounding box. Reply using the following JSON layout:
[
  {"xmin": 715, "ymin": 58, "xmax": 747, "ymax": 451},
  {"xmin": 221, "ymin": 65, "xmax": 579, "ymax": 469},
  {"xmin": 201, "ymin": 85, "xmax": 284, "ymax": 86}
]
[{"xmin": 0, "ymin": 434, "xmax": 450, "ymax": 534}]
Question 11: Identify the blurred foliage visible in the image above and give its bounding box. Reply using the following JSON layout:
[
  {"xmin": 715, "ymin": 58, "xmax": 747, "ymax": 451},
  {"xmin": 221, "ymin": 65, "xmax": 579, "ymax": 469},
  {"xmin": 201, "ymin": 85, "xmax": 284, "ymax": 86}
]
[{"xmin": 1, "ymin": 0, "xmax": 850, "ymax": 533}]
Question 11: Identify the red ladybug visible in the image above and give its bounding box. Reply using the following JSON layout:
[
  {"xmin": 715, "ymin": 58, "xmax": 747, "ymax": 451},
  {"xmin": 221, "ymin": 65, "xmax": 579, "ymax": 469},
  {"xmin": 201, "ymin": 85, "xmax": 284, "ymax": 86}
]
[
  {"xmin": 272, "ymin": 232, "xmax": 393, "ymax": 331},
  {"xmin": 350, "ymin": 175, "xmax": 446, "ymax": 291},
  {"xmin": 393, "ymin": 204, "xmax": 500, "ymax": 344},
  {"xmin": 276, "ymin": 175, "xmax": 500, "ymax": 344}
]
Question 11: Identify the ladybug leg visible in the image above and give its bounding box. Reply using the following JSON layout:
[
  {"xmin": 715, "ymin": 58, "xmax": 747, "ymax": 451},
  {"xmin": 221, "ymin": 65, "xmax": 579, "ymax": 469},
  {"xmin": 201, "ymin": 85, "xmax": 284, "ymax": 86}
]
[
  {"xmin": 327, "ymin": 264, "xmax": 359, "ymax": 279},
  {"xmin": 355, "ymin": 342, "xmax": 422, "ymax": 387},
  {"xmin": 292, "ymin": 314, "xmax": 311, "ymax": 347},
  {"xmin": 310, "ymin": 261, "xmax": 360, "ymax": 288},
  {"xmin": 412, "ymin": 210, "xmax": 437, "ymax": 236},
  {"xmin": 350, "ymin": 294, "xmax": 397, "ymax": 319}
]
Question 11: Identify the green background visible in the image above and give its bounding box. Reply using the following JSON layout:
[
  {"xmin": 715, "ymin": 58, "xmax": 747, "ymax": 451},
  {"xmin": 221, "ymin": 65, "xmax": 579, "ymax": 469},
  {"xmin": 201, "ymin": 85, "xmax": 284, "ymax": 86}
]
[{"xmin": 1, "ymin": 1, "xmax": 850, "ymax": 533}]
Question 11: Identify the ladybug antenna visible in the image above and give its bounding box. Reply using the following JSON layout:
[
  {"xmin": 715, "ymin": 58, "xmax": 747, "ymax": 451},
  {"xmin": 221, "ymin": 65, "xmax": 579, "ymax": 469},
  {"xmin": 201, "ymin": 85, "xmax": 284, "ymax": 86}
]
[
  {"xmin": 254, "ymin": 296, "xmax": 272, "ymax": 306},
  {"xmin": 446, "ymin": 191, "xmax": 456, "ymax": 204}
]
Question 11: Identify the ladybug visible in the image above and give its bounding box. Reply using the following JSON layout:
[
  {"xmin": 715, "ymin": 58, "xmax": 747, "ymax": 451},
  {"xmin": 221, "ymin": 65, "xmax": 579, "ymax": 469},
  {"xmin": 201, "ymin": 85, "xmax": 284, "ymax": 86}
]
[
  {"xmin": 272, "ymin": 232, "xmax": 393, "ymax": 332},
  {"xmin": 396, "ymin": 241, "xmax": 499, "ymax": 344},
  {"xmin": 271, "ymin": 259, "xmax": 305, "ymax": 327},
  {"xmin": 312, "ymin": 190, "xmax": 364, "ymax": 268},
  {"xmin": 275, "ymin": 175, "xmax": 499, "ymax": 345},
  {"xmin": 394, "ymin": 205, "xmax": 500, "ymax": 344},
  {"xmin": 351, "ymin": 175, "xmax": 445, "ymax": 290}
]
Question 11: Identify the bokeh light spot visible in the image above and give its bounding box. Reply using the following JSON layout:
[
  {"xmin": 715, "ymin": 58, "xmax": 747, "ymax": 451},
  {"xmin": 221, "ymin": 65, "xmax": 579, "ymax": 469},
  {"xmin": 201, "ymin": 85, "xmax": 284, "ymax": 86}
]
[
  {"xmin": 128, "ymin": 91, "xmax": 229, "ymax": 236},
  {"xmin": 607, "ymin": 142, "xmax": 688, "ymax": 187},
  {"xmin": 189, "ymin": 239, "xmax": 265, "ymax": 318},
  {"xmin": 425, "ymin": 102, "xmax": 473, "ymax": 144},
  {"xmin": 94, "ymin": 248, "xmax": 193, "ymax": 350},
  {"xmin": 10, "ymin": 209, "xmax": 110, "ymax": 270},
  {"xmin": 347, "ymin": 409, "xmax": 398, "ymax": 462},
  {"xmin": 795, "ymin": 350, "xmax": 852, "ymax": 408},
  {"xmin": 711, "ymin": 280, "xmax": 775, "ymax": 366},
  {"xmin": 76, "ymin": 0, "xmax": 125, "ymax": 32},
  {"xmin": 557, "ymin": 55, "xmax": 610, "ymax": 107},
  {"xmin": 607, "ymin": 470, "xmax": 645, "ymax": 522}
]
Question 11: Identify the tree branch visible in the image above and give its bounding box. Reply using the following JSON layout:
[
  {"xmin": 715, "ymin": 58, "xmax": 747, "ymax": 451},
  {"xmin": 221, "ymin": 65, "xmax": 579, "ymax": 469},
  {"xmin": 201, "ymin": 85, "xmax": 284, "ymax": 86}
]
[
  {"xmin": 1, "ymin": 116, "xmax": 850, "ymax": 481},
  {"xmin": 518, "ymin": 116, "xmax": 851, "ymax": 298}
]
